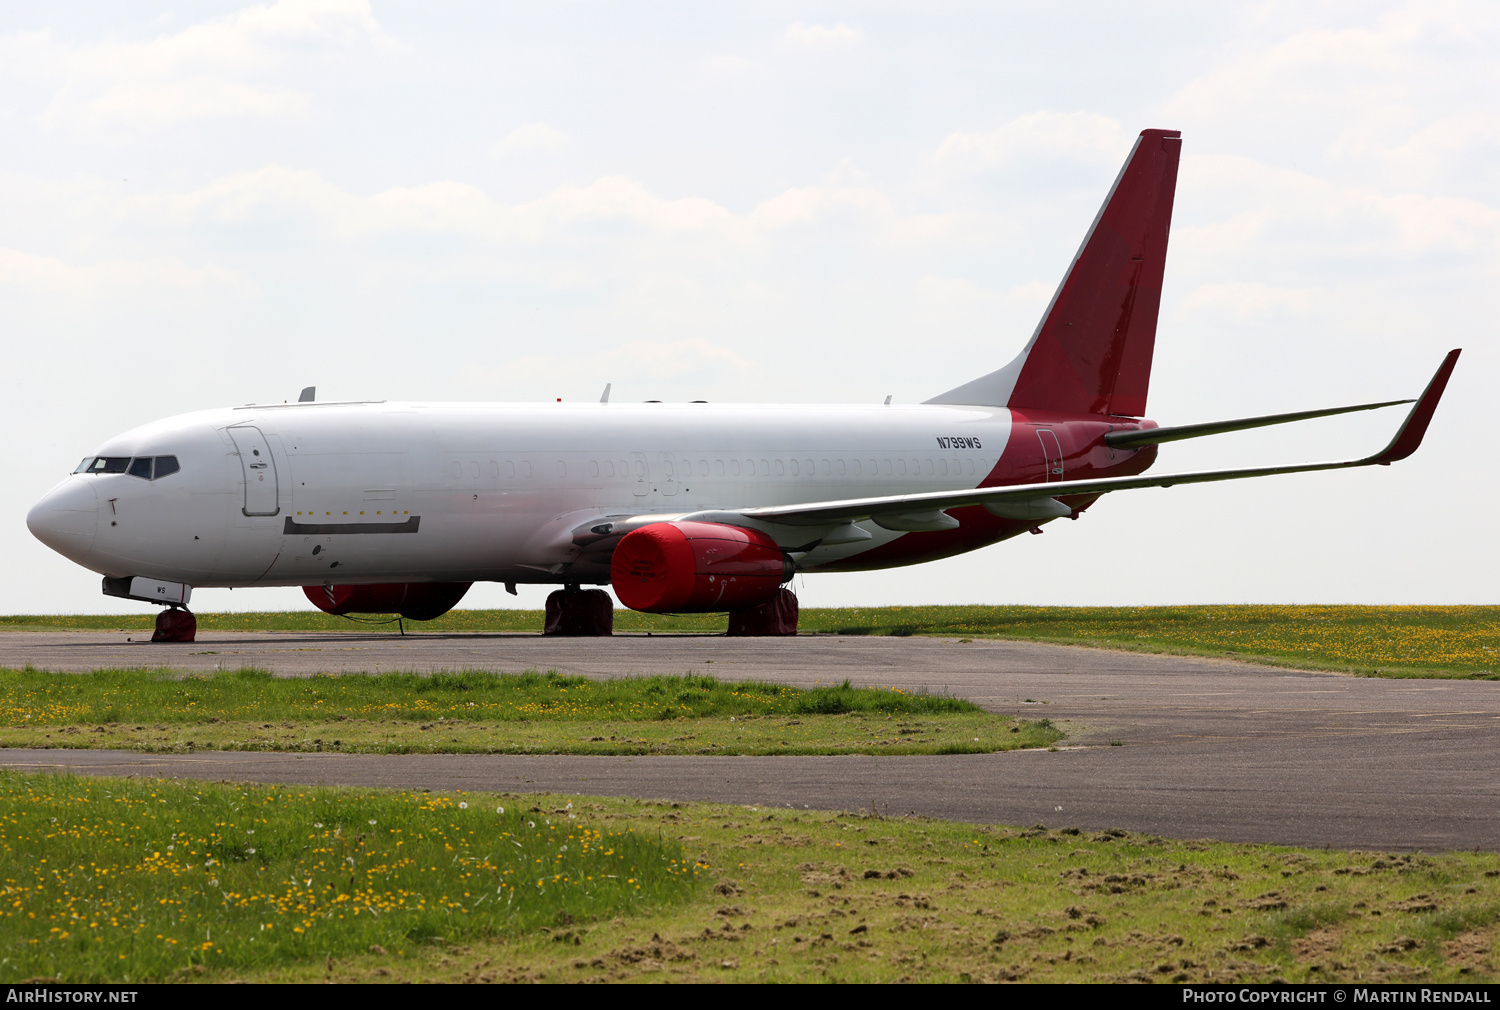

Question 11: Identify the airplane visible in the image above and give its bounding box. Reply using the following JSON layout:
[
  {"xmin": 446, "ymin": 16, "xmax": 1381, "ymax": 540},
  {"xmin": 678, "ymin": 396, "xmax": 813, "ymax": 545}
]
[{"xmin": 26, "ymin": 128, "xmax": 1460, "ymax": 642}]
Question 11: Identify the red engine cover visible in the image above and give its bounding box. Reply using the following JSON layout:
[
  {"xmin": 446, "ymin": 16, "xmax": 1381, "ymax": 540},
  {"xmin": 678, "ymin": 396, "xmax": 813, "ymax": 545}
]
[
  {"xmin": 303, "ymin": 582, "xmax": 472, "ymax": 621},
  {"xmin": 610, "ymin": 521, "xmax": 789, "ymax": 613}
]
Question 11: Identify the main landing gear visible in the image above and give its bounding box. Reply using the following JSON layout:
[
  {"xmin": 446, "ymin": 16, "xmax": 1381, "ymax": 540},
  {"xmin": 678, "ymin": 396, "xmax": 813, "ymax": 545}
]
[
  {"xmin": 727, "ymin": 588, "xmax": 799, "ymax": 637},
  {"xmin": 544, "ymin": 586, "xmax": 615, "ymax": 636},
  {"xmin": 544, "ymin": 585, "xmax": 801, "ymax": 636}
]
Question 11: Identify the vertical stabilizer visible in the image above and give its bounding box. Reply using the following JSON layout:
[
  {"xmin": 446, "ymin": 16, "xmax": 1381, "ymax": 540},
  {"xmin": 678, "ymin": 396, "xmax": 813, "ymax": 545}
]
[{"xmin": 927, "ymin": 128, "xmax": 1181, "ymax": 416}]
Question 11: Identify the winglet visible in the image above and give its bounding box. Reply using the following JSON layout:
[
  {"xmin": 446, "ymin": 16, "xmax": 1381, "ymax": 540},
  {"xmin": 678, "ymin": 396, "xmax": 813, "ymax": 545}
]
[{"xmin": 1363, "ymin": 349, "xmax": 1460, "ymax": 465}]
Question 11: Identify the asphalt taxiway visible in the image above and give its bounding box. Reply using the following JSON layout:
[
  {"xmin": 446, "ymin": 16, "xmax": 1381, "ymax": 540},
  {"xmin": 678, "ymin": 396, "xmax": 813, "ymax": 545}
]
[{"xmin": 1, "ymin": 631, "xmax": 1495, "ymax": 851}]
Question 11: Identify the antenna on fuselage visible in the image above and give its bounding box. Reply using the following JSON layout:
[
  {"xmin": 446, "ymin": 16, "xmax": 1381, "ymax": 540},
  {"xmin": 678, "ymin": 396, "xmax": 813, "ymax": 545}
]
[
  {"xmin": 600, "ymin": 383, "xmax": 611, "ymax": 404},
  {"xmin": 884, "ymin": 395, "xmax": 892, "ymax": 405},
  {"xmin": 298, "ymin": 386, "xmax": 316, "ymax": 403}
]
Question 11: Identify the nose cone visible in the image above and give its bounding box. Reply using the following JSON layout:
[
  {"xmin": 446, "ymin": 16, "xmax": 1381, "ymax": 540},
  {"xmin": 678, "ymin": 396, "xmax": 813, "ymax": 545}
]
[{"xmin": 28, "ymin": 478, "xmax": 99, "ymax": 565}]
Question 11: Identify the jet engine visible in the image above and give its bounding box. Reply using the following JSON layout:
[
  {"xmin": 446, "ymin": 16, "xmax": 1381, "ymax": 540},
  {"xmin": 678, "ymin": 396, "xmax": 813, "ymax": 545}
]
[
  {"xmin": 303, "ymin": 582, "xmax": 473, "ymax": 621},
  {"xmin": 610, "ymin": 521, "xmax": 792, "ymax": 613}
]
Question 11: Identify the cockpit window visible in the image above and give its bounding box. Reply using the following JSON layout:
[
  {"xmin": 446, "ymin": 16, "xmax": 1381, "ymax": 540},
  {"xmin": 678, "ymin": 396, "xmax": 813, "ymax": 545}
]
[
  {"xmin": 75, "ymin": 457, "xmax": 130, "ymax": 474},
  {"xmin": 75, "ymin": 455, "xmax": 181, "ymax": 479}
]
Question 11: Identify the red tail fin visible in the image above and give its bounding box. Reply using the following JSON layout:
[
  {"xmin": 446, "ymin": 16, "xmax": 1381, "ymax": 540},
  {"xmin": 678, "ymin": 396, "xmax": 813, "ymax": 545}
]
[{"xmin": 928, "ymin": 128, "xmax": 1181, "ymax": 416}]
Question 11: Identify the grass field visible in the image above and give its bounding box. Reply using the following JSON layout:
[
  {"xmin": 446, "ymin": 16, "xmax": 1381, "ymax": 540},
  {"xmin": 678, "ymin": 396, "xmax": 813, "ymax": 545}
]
[
  {"xmin": 5, "ymin": 773, "xmax": 1498, "ymax": 984},
  {"xmin": 0, "ymin": 668, "xmax": 1060, "ymax": 756},
  {"xmin": 0, "ymin": 773, "xmax": 698, "ymax": 982},
  {"xmin": 4, "ymin": 604, "xmax": 1495, "ymax": 678}
]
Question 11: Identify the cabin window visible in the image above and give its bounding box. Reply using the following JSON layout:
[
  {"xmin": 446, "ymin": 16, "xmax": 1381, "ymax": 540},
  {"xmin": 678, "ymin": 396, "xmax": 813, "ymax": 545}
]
[
  {"xmin": 836, "ymin": 459, "xmax": 846, "ymax": 476},
  {"xmin": 469, "ymin": 461, "xmax": 480, "ymax": 478},
  {"xmin": 964, "ymin": 458, "xmax": 975, "ymax": 475},
  {"xmin": 851, "ymin": 459, "xmax": 861, "ymax": 476},
  {"xmin": 758, "ymin": 459, "xmax": 769, "ymax": 476},
  {"xmin": 938, "ymin": 459, "xmax": 948, "ymax": 476},
  {"xmin": 589, "ymin": 460, "xmax": 600, "ymax": 478},
  {"xmin": 805, "ymin": 459, "xmax": 815, "ymax": 475},
  {"xmin": 789, "ymin": 459, "xmax": 799, "ymax": 476},
  {"xmin": 820, "ymin": 459, "xmax": 831, "ymax": 476},
  {"xmin": 774, "ymin": 459, "xmax": 784, "ymax": 476},
  {"xmin": 897, "ymin": 459, "xmax": 906, "ymax": 475},
  {"xmin": 486, "ymin": 460, "xmax": 499, "ymax": 479},
  {"xmin": 521, "ymin": 461, "xmax": 533, "ymax": 478},
  {"xmin": 557, "ymin": 460, "xmax": 567, "ymax": 477},
  {"xmin": 449, "ymin": 461, "xmax": 462, "ymax": 480},
  {"xmin": 503, "ymin": 460, "xmax": 516, "ymax": 478},
  {"xmin": 713, "ymin": 459, "xmax": 725, "ymax": 476},
  {"xmin": 603, "ymin": 460, "xmax": 614, "ymax": 477},
  {"xmin": 729, "ymin": 459, "xmax": 741, "ymax": 476},
  {"xmin": 882, "ymin": 459, "xmax": 893, "ymax": 475},
  {"xmin": 698, "ymin": 459, "xmax": 709, "ymax": 474}
]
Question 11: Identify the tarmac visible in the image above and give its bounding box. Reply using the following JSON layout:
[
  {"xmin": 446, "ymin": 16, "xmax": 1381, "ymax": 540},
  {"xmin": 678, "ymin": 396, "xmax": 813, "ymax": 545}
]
[{"xmin": 1, "ymin": 630, "xmax": 1496, "ymax": 851}]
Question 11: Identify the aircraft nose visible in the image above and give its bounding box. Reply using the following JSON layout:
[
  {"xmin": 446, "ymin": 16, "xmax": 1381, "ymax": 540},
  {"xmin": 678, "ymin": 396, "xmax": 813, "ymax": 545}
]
[{"xmin": 27, "ymin": 478, "xmax": 99, "ymax": 563}]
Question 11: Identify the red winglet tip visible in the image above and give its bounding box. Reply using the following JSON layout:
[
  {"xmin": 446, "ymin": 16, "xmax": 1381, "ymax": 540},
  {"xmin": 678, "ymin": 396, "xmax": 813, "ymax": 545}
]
[{"xmin": 1366, "ymin": 349, "xmax": 1460, "ymax": 465}]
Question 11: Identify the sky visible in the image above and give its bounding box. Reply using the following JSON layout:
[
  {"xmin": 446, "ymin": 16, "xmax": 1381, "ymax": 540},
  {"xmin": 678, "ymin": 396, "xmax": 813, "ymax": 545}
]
[{"xmin": 3, "ymin": 1, "xmax": 1494, "ymax": 614}]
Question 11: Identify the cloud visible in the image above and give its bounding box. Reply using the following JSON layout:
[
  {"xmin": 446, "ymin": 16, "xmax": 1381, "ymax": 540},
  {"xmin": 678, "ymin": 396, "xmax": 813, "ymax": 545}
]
[
  {"xmin": 490, "ymin": 123, "xmax": 571, "ymax": 158},
  {"xmin": 781, "ymin": 22, "xmax": 863, "ymax": 50},
  {"xmin": 1168, "ymin": 10, "xmax": 1423, "ymax": 124},
  {"xmin": 1176, "ymin": 281, "xmax": 1316, "ymax": 322},
  {"xmin": 1173, "ymin": 154, "xmax": 1500, "ymax": 269},
  {"xmin": 1328, "ymin": 112, "xmax": 1500, "ymax": 189},
  {"xmin": 0, "ymin": 246, "xmax": 248, "ymax": 295},
  {"xmin": 932, "ymin": 111, "xmax": 1128, "ymax": 173},
  {"xmin": 1, "ymin": 0, "xmax": 382, "ymax": 133},
  {"xmin": 1164, "ymin": 3, "xmax": 1500, "ymax": 190}
]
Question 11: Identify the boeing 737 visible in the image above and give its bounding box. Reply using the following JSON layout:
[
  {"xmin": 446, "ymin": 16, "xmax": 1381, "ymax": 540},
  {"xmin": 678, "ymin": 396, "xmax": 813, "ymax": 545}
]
[{"xmin": 26, "ymin": 129, "xmax": 1460, "ymax": 641}]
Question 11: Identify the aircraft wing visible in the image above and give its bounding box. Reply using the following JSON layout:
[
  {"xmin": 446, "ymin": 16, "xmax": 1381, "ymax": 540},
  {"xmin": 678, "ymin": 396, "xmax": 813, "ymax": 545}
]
[{"xmin": 729, "ymin": 349, "xmax": 1460, "ymax": 529}]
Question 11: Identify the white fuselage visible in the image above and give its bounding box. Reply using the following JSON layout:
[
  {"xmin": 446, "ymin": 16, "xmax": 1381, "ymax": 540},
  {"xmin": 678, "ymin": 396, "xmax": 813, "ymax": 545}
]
[{"xmin": 29, "ymin": 400, "xmax": 1016, "ymax": 589}]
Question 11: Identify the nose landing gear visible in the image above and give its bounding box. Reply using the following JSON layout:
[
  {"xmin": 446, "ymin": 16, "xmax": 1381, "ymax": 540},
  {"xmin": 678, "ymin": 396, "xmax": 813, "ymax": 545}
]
[{"xmin": 151, "ymin": 606, "xmax": 197, "ymax": 643}]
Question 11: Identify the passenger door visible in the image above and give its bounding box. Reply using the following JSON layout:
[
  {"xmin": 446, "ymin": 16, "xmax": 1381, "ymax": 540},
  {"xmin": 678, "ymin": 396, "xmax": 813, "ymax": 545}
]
[{"xmin": 227, "ymin": 426, "xmax": 280, "ymax": 516}]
